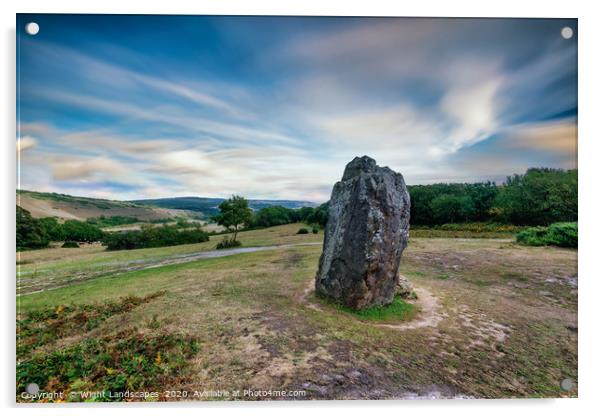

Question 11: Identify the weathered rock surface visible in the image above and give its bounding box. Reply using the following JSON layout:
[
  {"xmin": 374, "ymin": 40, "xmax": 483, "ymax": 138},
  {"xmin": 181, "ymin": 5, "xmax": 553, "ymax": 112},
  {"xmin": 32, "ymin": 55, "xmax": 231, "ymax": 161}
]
[
  {"xmin": 396, "ymin": 274, "xmax": 414, "ymax": 298},
  {"xmin": 315, "ymin": 156, "xmax": 411, "ymax": 309}
]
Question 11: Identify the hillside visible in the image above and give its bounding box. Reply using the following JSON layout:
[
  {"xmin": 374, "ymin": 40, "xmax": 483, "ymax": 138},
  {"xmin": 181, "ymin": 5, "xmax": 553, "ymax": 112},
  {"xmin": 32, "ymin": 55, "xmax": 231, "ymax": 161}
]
[
  {"xmin": 16, "ymin": 190, "xmax": 319, "ymax": 222},
  {"xmin": 133, "ymin": 196, "xmax": 318, "ymax": 217},
  {"xmin": 16, "ymin": 190, "xmax": 184, "ymax": 221}
]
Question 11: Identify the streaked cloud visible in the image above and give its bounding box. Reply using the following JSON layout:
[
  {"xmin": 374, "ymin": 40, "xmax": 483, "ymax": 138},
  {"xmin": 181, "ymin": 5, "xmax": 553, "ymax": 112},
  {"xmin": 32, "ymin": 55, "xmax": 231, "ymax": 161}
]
[
  {"xmin": 502, "ymin": 118, "xmax": 578, "ymax": 154},
  {"xmin": 16, "ymin": 15, "xmax": 577, "ymax": 201},
  {"xmin": 17, "ymin": 136, "xmax": 37, "ymax": 152}
]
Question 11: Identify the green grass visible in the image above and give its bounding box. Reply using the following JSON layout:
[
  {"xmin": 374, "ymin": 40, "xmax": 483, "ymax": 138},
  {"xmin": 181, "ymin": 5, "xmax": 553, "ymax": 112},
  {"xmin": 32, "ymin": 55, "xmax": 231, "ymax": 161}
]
[
  {"xmin": 16, "ymin": 223, "xmax": 323, "ymax": 296},
  {"xmin": 316, "ymin": 295, "xmax": 417, "ymax": 324}
]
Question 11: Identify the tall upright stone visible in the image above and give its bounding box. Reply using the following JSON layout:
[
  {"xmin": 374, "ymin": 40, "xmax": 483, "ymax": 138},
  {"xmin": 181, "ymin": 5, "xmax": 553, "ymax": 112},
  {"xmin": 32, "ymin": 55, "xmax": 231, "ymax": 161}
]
[{"xmin": 315, "ymin": 156, "xmax": 411, "ymax": 310}]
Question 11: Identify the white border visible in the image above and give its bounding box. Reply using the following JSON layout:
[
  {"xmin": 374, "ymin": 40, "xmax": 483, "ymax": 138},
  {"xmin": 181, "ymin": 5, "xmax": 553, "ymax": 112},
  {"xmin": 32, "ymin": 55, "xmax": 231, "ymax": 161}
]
[{"xmin": 3, "ymin": 1, "xmax": 600, "ymax": 415}]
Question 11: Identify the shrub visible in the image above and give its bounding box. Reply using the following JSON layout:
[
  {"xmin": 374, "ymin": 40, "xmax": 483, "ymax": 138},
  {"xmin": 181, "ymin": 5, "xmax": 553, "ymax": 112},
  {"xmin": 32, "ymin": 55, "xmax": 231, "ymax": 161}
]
[
  {"xmin": 62, "ymin": 220, "xmax": 104, "ymax": 242},
  {"xmin": 544, "ymin": 222, "xmax": 578, "ymax": 248},
  {"xmin": 61, "ymin": 241, "xmax": 79, "ymax": 248},
  {"xmin": 312, "ymin": 225, "xmax": 319, "ymax": 234},
  {"xmin": 516, "ymin": 222, "xmax": 577, "ymax": 248},
  {"xmin": 103, "ymin": 224, "xmax": 209, "ymax": 250},
  {"xmin": 215, "ymin": 236, "xmax": 242, "ymax": 250},
  {"xmin": 516, "ymin": 227, "xmax": 548, "ymax": 246},
  {"xmin": 297, "ymin": 228, "xmax": 309, "ymax": 234}
]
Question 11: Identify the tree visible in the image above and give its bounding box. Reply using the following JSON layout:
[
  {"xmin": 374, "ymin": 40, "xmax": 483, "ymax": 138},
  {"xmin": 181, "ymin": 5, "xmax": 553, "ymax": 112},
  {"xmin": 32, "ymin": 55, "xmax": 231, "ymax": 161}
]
[
  {"xmin": 213, "ymin": 195, "xmax": 253, "ymax": 242},
  {"xmin": 253, "ymin": 205, "xmax": 296, "ymax": 227},
  {"xmin": 495, "ymin": 168, "xmax": 577, "ymax": 225},
  {"xmin": 38, "ymin": 217, "xmax": 65, "ymax": 241},
  {"xmin": 305, "ymin": 202, "xmax": 329, "ymax": 228},
  {"xmin": 16, "ymin": 206, "xmax": 49, "ymax": 250},
  {"xmin": 430, "ymin": 194, "xmax": 475, "ymax": 224}
]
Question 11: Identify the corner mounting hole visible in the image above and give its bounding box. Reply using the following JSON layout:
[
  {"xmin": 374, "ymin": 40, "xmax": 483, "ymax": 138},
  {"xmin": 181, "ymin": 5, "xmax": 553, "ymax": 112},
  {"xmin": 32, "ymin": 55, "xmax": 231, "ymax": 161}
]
[
  {"xmin": 561, "ymin": 26, "xmax": 573, "ymax": 39},
  {"xmin": 25, "ymin": 22, "xmax": 39, "ymax": 36}
]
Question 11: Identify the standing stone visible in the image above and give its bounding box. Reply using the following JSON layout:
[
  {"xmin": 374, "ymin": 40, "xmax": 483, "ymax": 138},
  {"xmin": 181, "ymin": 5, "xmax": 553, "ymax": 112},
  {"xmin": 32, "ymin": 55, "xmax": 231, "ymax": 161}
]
[{"xmin": 315, "ymin": 156, "xmax": 411, "ymax": 310}]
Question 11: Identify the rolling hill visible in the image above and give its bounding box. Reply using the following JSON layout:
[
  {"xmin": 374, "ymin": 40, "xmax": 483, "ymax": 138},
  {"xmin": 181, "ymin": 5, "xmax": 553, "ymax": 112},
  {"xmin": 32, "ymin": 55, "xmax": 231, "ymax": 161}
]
[
  {"xmin": 132, "ymin": 196, "xmax": 318, "ymax": 217},
  {"xmin": 16, "ymin": 190, "xmax": 184, "ymax": 221},
  {"xmin": 17, "ymin": 190, "xmax": 319, "ymax": 221}
]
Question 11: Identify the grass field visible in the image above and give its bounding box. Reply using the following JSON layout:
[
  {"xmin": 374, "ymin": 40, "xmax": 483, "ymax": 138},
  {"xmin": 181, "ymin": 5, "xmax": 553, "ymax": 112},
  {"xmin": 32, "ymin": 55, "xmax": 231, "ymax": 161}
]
[{"xmin": 16, "ymin": 223, "xmax": 577, "ymax": 401}]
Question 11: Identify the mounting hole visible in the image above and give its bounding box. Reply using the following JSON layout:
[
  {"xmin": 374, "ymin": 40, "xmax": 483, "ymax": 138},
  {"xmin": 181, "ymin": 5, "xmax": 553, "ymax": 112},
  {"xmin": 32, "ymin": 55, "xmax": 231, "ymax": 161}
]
[
  {"xmin": 561, "ymin": 26, "xmax": 573, "ymax": 39},
  {"xmin": 560, "ymin": 378, "xmax": 574, "ymax": 391},
  {"xmin": 26, "ymin": 382, "xmax": 39, "ymax": 395},
  {"xmin": 25, "ymin": 22, "xmax": 39, "ymax": 36}
]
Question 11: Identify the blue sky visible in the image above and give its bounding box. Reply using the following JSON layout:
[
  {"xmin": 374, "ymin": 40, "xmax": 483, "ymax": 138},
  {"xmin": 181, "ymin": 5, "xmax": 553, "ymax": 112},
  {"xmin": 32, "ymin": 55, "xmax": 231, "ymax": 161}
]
[{"xmin": 17, "ymin": 15, "xmax": 577, "ymax": 202}]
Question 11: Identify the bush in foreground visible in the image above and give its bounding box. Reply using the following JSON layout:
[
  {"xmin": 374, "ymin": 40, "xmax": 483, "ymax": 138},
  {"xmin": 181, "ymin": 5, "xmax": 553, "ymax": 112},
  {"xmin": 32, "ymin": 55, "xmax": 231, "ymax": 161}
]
[
  {"xmin": 297, "ymin": 228, "xmax": 309, "ymax": 234},
  {"xmin": 516, "ymin": 222, "xmax": 577, "ymax": 248}
]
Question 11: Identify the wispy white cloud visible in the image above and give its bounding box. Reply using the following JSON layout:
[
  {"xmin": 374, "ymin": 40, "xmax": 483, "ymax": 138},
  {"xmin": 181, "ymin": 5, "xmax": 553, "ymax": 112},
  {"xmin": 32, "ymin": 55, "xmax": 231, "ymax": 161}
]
[{"xmin": 17, "ymin": 136, "xmax": 38, "ymax": 152}]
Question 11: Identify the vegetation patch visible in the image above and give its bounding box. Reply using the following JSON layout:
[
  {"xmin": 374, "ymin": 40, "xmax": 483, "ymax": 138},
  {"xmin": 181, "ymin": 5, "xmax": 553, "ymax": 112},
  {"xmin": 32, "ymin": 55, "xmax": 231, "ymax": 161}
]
[
  {"xmin": 103, "ymin": 224, "xmax": 209, "ymax": 250},
  {"xmin": 17, "ymin": 331, "xmax": 200, "ymax": 402},
  {"xmin": 215, "ymin": 236, "xmax": 242, "ymax": 250},
  {"xmin": 17, "ymin": 291, "xmax": 166, "ymax": 356},
  {"xmin": 317, "ymin": 295, "xmax": 418, "ymax": 324},
  {"xmin": 516, "ymin": 222, "xmax": 577, "ymax": 248},
  {"xmin": 86, "ymin": 215, "xmax": 140, "ymax": 228}
]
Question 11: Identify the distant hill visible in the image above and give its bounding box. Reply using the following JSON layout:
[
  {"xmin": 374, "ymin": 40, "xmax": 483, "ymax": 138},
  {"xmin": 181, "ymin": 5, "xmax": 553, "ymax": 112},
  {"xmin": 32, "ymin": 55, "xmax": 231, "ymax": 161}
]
[
  {"xmin": 16, "ymin": 190, "xmax": 184, "ymax": 221},
  {"xmin": 16, "ymin": 190, "xmax": 318, "ymax": 221},
  {"xmin": 133, "ymin": 197, "xmax": 318, "ymax": 217}
]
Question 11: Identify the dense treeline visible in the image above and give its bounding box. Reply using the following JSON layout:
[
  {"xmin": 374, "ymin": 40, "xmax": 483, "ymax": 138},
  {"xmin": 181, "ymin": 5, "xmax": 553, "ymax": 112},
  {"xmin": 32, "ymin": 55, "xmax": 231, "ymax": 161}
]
[
  {"xmin": 409, "ymin": 168, "xmax": 577, "ymax": 226},
  {"xmin": 16, "ymin": 207, "xmax": 209, "ymax": 251},
  {"xmin": 217, "ymin": 168, "xmax": 577, "ymax": 232},
  {"xmin": 247, "ymin": 168, "xmax": 577, "ymax": 229},
  {"xmin": 494, "ymin": 168, "xmax": 577, "ymax": 225},
  {"xmin": 17, "ymin": 207, "xmax": 106, "ymax": 250},
  {"xmin": 248, "ymin": 202, "xmax": 329, "ymax": 229},
  {"xmin": 250, "ymin": 203, "xmax": 328, "ymax": 228},
  {"xmin": 102, "ymin": 224, "xmax": 209, "ymax": 250}
]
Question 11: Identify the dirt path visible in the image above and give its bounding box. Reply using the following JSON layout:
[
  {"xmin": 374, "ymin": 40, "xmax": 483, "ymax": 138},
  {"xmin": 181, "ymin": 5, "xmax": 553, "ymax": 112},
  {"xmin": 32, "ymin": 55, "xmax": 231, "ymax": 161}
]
[{"xmin": 18, "ymin": 242, "xmax": 322, "ymax": 296}]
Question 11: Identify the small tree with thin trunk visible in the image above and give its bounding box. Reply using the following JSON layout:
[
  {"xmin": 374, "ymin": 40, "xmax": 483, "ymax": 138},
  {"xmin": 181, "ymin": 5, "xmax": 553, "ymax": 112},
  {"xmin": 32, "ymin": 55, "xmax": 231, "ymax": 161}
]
[{"xmin": 214, "ymin": 195, "xmax": 253, "ymax": 244}]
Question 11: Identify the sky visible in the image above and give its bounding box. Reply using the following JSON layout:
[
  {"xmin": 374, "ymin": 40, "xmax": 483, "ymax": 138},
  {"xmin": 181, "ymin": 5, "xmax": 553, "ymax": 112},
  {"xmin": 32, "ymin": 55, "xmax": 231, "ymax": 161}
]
[{"xmin": 16, "ymin": 15, "xmax": 577, "ymax": 203}]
